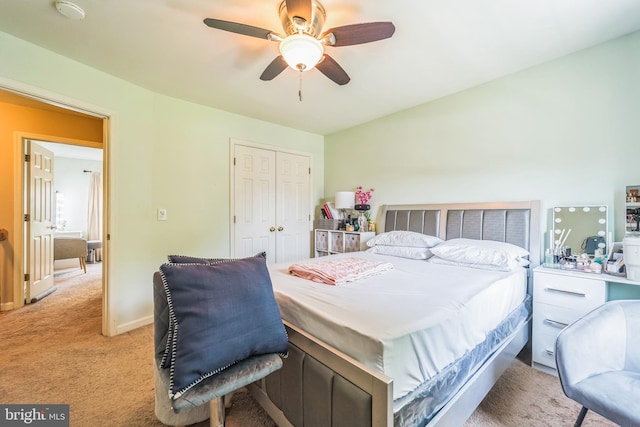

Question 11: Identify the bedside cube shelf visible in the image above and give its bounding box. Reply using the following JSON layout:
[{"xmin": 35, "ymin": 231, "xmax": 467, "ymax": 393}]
[{"xmin": 314, "ymin": 229, "xmax": 374, "ymax": 257}]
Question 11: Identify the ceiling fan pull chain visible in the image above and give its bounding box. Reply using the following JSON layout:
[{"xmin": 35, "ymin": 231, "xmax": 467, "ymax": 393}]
[{"xmin": 298, "ymin": 71, "xmax": 303, "ymax": 102}]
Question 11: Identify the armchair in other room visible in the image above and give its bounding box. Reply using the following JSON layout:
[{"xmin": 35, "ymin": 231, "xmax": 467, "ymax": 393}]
[
  {"xmin": 555, "ymin": 299, "xmax": 640, "ymax": 427},
  {"xmin": 153, "ymin": 255, "xmax": 286, "ymax": 427},
  {"xmin": 53, "ymin": 237, "xmax": 87, "ymax": 273}
]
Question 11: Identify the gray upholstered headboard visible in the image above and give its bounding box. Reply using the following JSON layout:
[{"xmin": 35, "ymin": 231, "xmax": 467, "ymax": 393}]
[
  {"xmin": 383, "ymin": 209, "xmax": 441, "ymax": 237},
  {"xmin": 444, "ymin": 209, "xmax": 531, "ymax": 251},
  {"xmin": 380, "ymin": 201, "xmax": 541, "ymax": 266}
]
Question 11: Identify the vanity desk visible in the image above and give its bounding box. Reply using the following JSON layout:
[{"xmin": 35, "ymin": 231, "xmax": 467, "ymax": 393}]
[{"xmin": 532, "ymin": 265, "xmax": 640, "ymax": 375}]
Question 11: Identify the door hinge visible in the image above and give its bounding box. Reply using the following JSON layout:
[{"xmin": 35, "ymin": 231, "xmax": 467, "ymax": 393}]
[
  {"xmin": 309, "ymin": 167, "xmax": 311, "ymax": 175},
  {"xmin": 24, "ymin": 273, "xmax": 29, "ymax": 281},
  {"xmin": 24, "ymin": 214, "xmax": 30, "ymax": 222},
  {"xmin": 25, "ymin": 154, "xmax": 30, "ymax": 162},
  {"xmin": 233, "ymin": 157, "xmax": 236, "ymax": 166},
  {"xmin": 107, "ymin": 234, "xmax": 111, "ymax": 240},
  {"xmin": 233, "ymin": 215, "xmax": 236, "ymax": 224}
]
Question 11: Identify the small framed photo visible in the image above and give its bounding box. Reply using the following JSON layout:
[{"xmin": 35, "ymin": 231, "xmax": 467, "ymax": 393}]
[{"xmin": 608, "ymin": 242, "xmax": 624, "ymax": 261}]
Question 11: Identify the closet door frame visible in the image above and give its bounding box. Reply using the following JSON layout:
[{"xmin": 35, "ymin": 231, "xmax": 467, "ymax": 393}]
[{"xmin": 229, "ymin": 138, "xmax": 313, "ymax": 262}]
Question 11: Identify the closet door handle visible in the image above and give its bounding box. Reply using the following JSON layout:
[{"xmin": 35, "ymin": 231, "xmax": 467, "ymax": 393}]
[
  {"xmin": 278, "ymin": 226, "xmax": 284, "ymax": 231},
  {"xmin": 269, "ymin": 227, "xmax": 275, "ymax": 232},
  {"xmin": 545, "ymin": 287, "xmax": 586, "ymax": 298},
  {"xmin": 545, "ymin": 349, "xmax": 555, "ymax": 356}
]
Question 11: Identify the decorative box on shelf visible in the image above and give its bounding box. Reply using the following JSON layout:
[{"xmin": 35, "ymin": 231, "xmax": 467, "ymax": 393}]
[{"xmin": 314, "ymin": 219, "xmax": 340, "ymax": 230}]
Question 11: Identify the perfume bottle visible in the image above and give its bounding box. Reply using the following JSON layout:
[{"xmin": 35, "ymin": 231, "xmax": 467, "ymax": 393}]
[{"xmin": 545, "ymin": 248, "xmax": 554, "ymax": 265}]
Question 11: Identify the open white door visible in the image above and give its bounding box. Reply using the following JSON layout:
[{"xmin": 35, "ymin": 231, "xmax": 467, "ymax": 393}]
[{"xmin": 26, "ymin": 140, "xmax": 56, "ymax": 303}]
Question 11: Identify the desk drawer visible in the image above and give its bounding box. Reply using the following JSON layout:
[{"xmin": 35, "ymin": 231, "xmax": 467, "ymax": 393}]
[
  {"xmin": 532, "ymin": 302, "xmax": 600, "ymax": 369},
  {"xmin": 533, "ymin": 273, "xmax": 605, "ymax": 311},
  {"xmin": 533, "ymin": 303, "xmax": 574, "ymax": 368}
]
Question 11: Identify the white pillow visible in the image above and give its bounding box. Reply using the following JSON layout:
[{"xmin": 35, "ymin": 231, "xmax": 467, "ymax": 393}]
[
  {"xmin": 366, "ymin": 231, "xmax": 443, "ymax": 248},
  {"xmin": 429, "ymin": 238, "xmax": 529, "ymax": 269},
  {"xmin": 428, "ymin": 256, "xmax": 517, "ymax": 272},
  {"xmin": 366, "ymin": 246, "xmax": 433, "ymax": 260}
]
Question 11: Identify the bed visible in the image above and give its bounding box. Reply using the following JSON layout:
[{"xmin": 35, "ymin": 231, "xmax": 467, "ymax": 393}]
[{"xmin": 249, "ymin": 201, "xmax": 541, "ymax": 427}]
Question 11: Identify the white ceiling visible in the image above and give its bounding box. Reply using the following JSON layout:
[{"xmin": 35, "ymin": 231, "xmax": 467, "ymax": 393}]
[
  {"xmin": 37, "ymin": 141, "xmax": 102, "ymax": 162},
  {"xmin": 1, "ymin": 0, "xmax": 639, "ymax": 135}
]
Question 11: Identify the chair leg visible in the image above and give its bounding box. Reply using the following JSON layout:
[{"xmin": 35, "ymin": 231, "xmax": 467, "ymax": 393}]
[
  {"xmin": 209, "ymin": 397, "xmax": 224, "ymax": 427},
  {"xmin": 79, "ymin": 257, "xmax": 87, "ymax": 273},
  {"xmin": 224, "ymin": 391, "xmax": 236, "ymax": 408},
  {"xmin": 574, "ymin": 406, "xmax": 588, "ymax": 427}
]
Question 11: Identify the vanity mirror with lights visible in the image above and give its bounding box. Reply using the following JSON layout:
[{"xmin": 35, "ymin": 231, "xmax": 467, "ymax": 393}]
[{"xmin": 551, "ymin": 205, "xmax": 608, "ymax": 257}]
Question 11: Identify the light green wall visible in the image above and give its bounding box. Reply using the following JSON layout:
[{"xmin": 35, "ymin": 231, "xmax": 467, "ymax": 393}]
[
  {"xmin": 53, "ymin": 156, "xmax": 103, "ymax": 236},
  {"xmin": 326, "ymin": 31, "xmax": 640, "ymax": 246},
  {"xmin": 0, "ymin": 31, "xmax": 324, "ymax": 333}
]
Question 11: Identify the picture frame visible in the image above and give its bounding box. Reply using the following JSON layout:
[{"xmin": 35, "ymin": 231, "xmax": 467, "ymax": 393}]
[{"xmin": 608, "ymin": 241, "xmax": 624, "ymax": 261}]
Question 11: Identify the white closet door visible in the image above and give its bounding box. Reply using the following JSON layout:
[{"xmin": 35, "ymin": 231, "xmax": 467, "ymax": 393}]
[
  {"xmin": 275, "ymin": 152, "xmax": 311, "ymax": 264},
  {"xmin": 233, "ymin": 145, "xmax": 277, "ymax": 261},
  {"xmin": 233, "ymin": 144, "xmax": 311, "ymax": 263}
]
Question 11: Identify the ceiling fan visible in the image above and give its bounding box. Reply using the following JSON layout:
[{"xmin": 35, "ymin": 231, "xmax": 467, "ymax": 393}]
[{"xmin": 203, "ymin": 0, "xmax": 395, "ymax": 86}]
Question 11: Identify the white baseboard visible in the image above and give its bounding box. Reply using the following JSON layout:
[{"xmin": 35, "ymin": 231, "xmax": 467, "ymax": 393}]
[{"xmin": 115, "ymin": 315, "xmax": 153, "ymax": 335}]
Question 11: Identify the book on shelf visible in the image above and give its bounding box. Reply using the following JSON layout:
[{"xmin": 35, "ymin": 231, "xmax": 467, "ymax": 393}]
[
  {"xmin": 323, "ymin": 203, "xmax": 333, "ymax": 219},
  {"xmin": 325, "ymin": 202, "xmax": 339, "ymax": 219}
]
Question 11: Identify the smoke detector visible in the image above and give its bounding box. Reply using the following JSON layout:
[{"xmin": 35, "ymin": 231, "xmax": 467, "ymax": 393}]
[{"xmin": 55, "ymin": 1, "xmax": 85, "ymax": 20}]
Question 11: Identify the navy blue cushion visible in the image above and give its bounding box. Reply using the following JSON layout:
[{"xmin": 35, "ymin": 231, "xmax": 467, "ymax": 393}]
[
  {"xmin": 167, "ymin": 252, "xmax": 266, "ymax": 264},
  {"xmin": 159, "ymin": 255, "xmax": 288, "ymax": 399},
  {"xmin": 167, "ymin": 255, "xmax": 223, "ymax": 264},
  {"xmin": 158, "ymin": 252, "xmax": 268, "ymax": 369}
]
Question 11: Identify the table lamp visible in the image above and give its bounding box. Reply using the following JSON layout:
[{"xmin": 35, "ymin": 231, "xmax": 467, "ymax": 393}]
[{"xmin": 335, "ymin": 191, "xmax": 355, "ymax": 228}]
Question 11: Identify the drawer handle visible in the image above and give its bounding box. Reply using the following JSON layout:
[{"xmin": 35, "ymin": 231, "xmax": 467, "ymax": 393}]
[
  {"xmin": 544, "ymin": 287, "xmax": 586, "ymax": 298},
  {"xmin": 544, "ymin": 319, "xmax": 569, "ymax": 329},
  {"xmin": 545, "ymin": 349, "xmax": 555, "ymax": 356}
]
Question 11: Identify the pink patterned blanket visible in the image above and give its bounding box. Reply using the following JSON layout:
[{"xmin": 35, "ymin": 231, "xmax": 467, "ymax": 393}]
[{"xmin": 288, "ymin": 257, "xmax": 394, "ymax": 285}]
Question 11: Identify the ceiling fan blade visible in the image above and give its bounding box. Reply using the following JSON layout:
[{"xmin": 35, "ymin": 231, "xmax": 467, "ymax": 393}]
[
  {"xmin": 204, "ymin": 18, "xmax": 274, "ymax": 40},
  {"xmin": 315, "ymin": 54, "xmax": 350, "ymax": 86},
  {"xmin": 260, "ymin": 56, "xmax": 289, "ymax": 81},
  {"xmin": 323, "ymin": 22, "xmax": 395, "ymax": 47},
  {"xmin": 285, "ymin": 0, "xmax": 312, "ymax": 22}
]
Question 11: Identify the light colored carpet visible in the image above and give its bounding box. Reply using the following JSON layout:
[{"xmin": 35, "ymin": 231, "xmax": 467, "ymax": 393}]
[{"xmin": 0, "ymin": 264, "xmax": 616, "ymax": 426}]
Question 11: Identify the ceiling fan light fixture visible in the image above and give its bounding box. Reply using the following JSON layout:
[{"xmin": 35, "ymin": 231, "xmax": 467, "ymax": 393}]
[{"xmin": 279, "ymin": 34, "xmax": 324, "ymax": 72}]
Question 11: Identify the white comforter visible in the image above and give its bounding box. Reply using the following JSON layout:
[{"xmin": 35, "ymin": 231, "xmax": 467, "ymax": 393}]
[{"xmin": 269, "ymin": 252, "xmax": 526, "ymax": 403}]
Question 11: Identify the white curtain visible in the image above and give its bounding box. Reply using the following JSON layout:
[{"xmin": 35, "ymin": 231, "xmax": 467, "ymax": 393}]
[{"xmin": 87, "ymin": 172, "xmax": 102, "ymax": 262}]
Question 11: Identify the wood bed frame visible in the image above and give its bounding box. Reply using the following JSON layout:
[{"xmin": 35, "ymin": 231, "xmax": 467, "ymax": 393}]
[{"xmin": 250, "ymin": 201, "xmax": 541, "ymax": 427}]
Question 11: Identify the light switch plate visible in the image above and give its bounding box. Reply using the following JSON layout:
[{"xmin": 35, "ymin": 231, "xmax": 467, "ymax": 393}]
[{"xmin": 157, "ymin": 208, "xmax": 167, "ymax": 221}]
